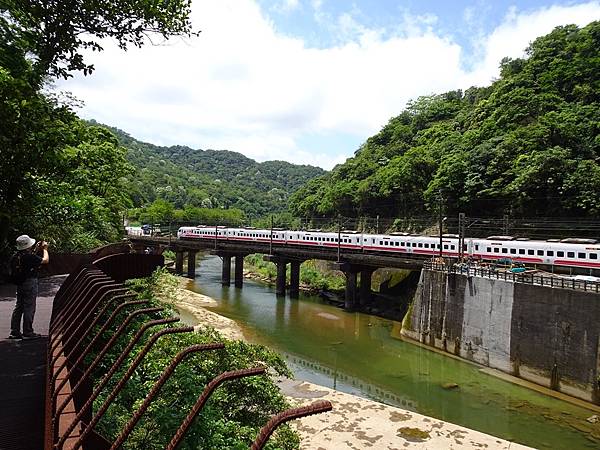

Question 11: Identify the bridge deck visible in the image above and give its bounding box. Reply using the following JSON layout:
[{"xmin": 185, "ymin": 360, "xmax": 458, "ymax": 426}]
[{"xmin": 0, "ymin": 276, "xmax": 63, "ymax": 450}]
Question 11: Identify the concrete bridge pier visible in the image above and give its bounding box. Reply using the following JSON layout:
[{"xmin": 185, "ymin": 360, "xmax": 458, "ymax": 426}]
[
  {"xmin": 187, "ymin": 250, "xmax": 198, "ymax": 278},
  {"xmin": 221, "ymin": 254, "xmax": 232, "ymax": 286},
  {"xmin": 359, "ymin": 268, "xmax": 375, "ymax": 307},
  {"xmin": 263, "ymin": 255, "xmax": 289, "ymax": 296},
  {"xmin": 335, "ymin": 263, "xmax": 375, "ymax": 311},
  {"xmin": 275, "ymin": 260, "xmax": 287, "ymax": 296},
  {"xmin": 175, "ymin": 251, "xmax": 184, "ymax": 275},
  {"xmin": 234, "ymin": 255, "xmax": 245, "ymax": 288},
  {"xmin": 213, "ymin": 252, "xmax": 248, "ymax": 287},
  {"xmin": 289, "ymin": 260, "xmax": 302, "ymax": 298}
]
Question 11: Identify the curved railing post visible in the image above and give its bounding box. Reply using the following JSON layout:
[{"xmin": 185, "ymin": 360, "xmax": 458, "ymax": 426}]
[
  {"xmin": 109, "ymin": 343, "xmax": 225, "ymax": 450},
  {"xmin": 250, "ymin": 400, "xmax": 333, "ymax": 450},
  {"xmin": 166, "ymin": 367, "xmax": 266, "ymax": 450}
]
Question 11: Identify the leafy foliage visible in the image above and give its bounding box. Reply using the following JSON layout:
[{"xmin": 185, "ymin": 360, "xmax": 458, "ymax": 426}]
[
  {"xmin": 89, "ymin": 269, "xmax": 299, "ymax": 450},
  {"xmin": 0, "ymin": 59, "xmax": 132, "ymax": 253},
  {"xmin": 290, "ymin": 22, "xmax": 600, "ymax": 220},
  {"xmin": 1, "ymin": 0, "xmax": 196, "ymax": 81}
]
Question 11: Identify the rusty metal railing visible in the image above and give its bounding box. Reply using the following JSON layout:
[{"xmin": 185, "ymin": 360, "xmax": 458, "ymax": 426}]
[{"xmin": 46, "ymin": 253, "xmax": 331, "ymax": 450}]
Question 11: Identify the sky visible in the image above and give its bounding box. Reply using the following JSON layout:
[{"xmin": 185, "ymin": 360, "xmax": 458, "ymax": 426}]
[{"xmin": 56, "ymin": 1, "xmax": 600, "ymax": 169}]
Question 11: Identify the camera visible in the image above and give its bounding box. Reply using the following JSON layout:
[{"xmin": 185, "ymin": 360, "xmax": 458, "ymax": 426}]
[{"xmin": 34, "ymin": 240, "xmax": 48, "ymax": 252}]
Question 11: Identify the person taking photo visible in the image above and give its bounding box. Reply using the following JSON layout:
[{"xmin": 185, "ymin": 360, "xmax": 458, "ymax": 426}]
[{"xmin": 8, "ymin": 235, "xmax": 50, "ymax": 340}]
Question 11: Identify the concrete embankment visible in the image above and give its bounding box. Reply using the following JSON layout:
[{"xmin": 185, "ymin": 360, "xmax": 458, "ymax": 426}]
[
  {"xmin": 171, "ymin": 279, "xmax": 532, "ymax": 450},
  {"xmin": 402, "ymin": 269, "xmax": 600, "ymax": 405}
]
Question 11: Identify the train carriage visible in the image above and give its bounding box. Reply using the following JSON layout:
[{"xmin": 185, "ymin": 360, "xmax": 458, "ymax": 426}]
[{"xmin": 176, "ymin": 225, "xmax": 599, "ymax": 272}]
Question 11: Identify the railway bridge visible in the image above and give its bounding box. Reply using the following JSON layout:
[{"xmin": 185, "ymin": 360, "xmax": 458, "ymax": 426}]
[{"xmin": 128, "ymin": 236, "xmax": 426, "ymax": 310}]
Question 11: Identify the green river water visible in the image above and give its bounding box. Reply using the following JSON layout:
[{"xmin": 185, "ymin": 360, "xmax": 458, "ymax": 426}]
[{"xmin": 186, "ymin": 255, "xmax": 599, "ymax": 449}]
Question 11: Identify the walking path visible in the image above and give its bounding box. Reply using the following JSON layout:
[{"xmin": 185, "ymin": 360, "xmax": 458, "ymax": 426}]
[{"xmin": 0, "ymin": 276, "xmax": 64, "ymax": 450}]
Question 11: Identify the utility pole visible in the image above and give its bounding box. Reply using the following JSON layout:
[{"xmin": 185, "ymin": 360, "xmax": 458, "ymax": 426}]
[
  {"xmin": 503, "ymin": 214, "xmax": 509, "ymax": 235},
  {"xmin": 458, "ymin": 213, "xmax": 465, "ymax": 261},
  {"xmin": 337, "ymin": 215, "xmax": 342, "ymax": 262},
  {"xmin": 214, "ymin": 224, "xmax": 218, "ymax": 250},
  {"xmin": 438, "ymin": 191, "xmax": 443, "ymax": 259},
  {"xmin": 270, "ymin": 215, "xmax": 274, "ymax": 255},
  {"xmin": 376, "ymin": 215, "xmax": 380, "ymax": 234}
]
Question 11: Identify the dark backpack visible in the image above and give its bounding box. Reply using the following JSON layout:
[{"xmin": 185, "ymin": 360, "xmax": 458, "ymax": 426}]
[{"xmin": 8, "ymin": 253, "xmax": 26, "ymax": 285}]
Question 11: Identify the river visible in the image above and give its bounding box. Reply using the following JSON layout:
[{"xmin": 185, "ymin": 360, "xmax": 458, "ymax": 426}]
[{"xmin": 187, "ymin": 255, "xmax": 599, "ymax": 449}]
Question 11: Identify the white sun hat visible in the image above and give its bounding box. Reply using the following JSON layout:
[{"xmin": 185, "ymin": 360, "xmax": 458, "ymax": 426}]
[{"xmin": 16, "ymin": 234, "xmax": 36, "ymax": 251}]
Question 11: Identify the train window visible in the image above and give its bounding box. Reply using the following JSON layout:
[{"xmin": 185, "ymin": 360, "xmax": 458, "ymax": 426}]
[
  {"xmin": 344, "ymin": 239, "xmax": 348, "ymax": 243},
  {"xmin": 412, "ymin": 243, "xmax": 417, "ymax": 247},
  {"xmin": 475, "ymin": 244, "xmax": 479, "ymax": 250},
  {"xmin": 486, "ymin": 247, "xmax": 492, "ymax": 252},
  {"xmin": 537, "ymin": 250, "xmax": 544, "ymax": 256},
  {"xmin": 590, "ymin": 253, "xmax": 598, "ymax": 259},
  {"xmin": 557, "ymin": 251, "xmax": 564, "ymax": 257},
  {"xmin": 372, "ymin": 239, "xmax": 375, "ymax": 243},
  {"xmin": 547, "ymin": 250, "xmax": 554, "ymax": 256},
  {"xmin": 444, "ymin": 244, "xmax": 448, "ymax": 250},
  {"xmin": 395, "ymin": 242, "xmax": 399, "ymax": 246},
  {"xmin": 510, "ymin": 248, "xmax": 516, "ymax": 254},
  {"xmin": 578, "ymin": 253, "xmax": 586, "ymax": 259},
  {"xmin": 451, "ymin": 245, "xmax": 455, "ymax": 250},
  {"xmin": 401, "ymin": 242, "xmax": 405, "ymax": 246},
  {"xmin": 518, "ymin": 249, "xmax": 525, "ymax": 255},
  {"xmin": 494, "ymin": 248, "xmax": 499, "ymax": 253},
  {"xmin": 379, "ymin": 241, "xmax": 383, "ymax": 245},
  {"xmin": 502, "ymin": 248, "xmax": 507, "ymax": 253},
  {"xmin": 418, "ymin": 243, "xmax": 423, "ymax": 248},
  {"xmin": 567, "ymin": 252, "xmax": 575, "ymax": 258},
  {"xmin": 527, "ymin": 250, "xmax": 534, "ymax": 255},
  {"xmin": 424, "ymin": 243, "xmax": 429, "ymax": 248}
]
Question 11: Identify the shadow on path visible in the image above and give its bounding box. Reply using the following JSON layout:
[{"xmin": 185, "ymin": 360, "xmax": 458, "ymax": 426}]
[{"xmin": 0, "ymin": 276, "xmax": 65, "ymax": 450}]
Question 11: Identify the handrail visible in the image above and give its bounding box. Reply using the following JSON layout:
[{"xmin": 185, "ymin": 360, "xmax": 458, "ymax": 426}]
[{"xmin": 423, "ymin": 261, "xmax": 600, "ymax": 293}]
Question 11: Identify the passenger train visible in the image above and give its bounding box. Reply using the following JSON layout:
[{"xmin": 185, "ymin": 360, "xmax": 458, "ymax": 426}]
[{"xmin": 177, "ymin": 225, "xmax": 600, "ymax": 272}]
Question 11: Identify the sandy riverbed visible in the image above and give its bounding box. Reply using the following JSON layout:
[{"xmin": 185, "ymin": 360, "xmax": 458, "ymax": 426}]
[{"xmin": 169, "ymin": 278, "xmax": 531, "ymax": 450}]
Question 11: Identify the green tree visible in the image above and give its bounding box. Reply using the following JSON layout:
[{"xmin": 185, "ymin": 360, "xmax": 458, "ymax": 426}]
[
  {"xmin": 1, "ymin": 0, "xmax": 197, "ymax": 82},
  {"xmin": 0, "ymin": 0, "xmax": 196, "ymax": 259}
]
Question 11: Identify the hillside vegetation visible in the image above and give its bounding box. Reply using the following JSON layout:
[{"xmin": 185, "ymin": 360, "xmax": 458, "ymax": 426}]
[
  {"xmin": 290, "ymin": 22, "xmax": 600, "ymax": 220},
  {"xmin": 109, "ymin": 126, "xmax": 325, "ymax": 219}
]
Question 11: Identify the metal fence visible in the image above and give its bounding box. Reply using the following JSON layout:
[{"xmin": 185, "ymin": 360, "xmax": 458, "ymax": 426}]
[
  {"xmin": 424, "ymin": 261, "xmax": 600, "ymax": 293},
  {"xmin": 45, "ymin": 253, "xmax": 331, "ymax": 450}
]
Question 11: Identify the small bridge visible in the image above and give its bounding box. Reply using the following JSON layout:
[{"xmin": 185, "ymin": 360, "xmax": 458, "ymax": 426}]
[{"xmin": 128, "ymin": 236, "xmax": 427, "ymax": 310}]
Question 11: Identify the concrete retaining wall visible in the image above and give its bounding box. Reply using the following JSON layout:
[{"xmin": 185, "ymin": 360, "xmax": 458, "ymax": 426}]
[{"xmin": 402, "ymin": 269, "xmax": 600, "ymax": 403}]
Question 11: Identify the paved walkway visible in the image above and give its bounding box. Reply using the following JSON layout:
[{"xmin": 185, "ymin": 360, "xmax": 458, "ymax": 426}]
[{"xmin": 0, "ymin": 276, "xmax": 64, "ymax": 450}]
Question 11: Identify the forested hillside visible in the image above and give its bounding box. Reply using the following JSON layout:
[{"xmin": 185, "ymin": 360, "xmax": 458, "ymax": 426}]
[
  {"xmin": 105, "ymin": 126, "xmax": 325, "ymax": 218},
  {"xmin": 290, "ymin": 22, "xmax": 600, "ymax": 220}
]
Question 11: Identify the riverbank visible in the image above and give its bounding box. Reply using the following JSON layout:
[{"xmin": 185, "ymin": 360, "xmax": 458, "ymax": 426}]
[{"xmin": 171, "ymin": 277, "xmax": 532, "ymax": 449}]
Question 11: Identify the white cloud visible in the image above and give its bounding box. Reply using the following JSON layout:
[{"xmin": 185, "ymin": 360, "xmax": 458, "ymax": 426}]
[
  {"xmin": 466, "ymin": 2, "xmax": 600, "ymax": 85},
  {"xmin": 57, "ymin": 1, "xmax": 600, "ymax": 169},
  {"xmin": 273, "ymin": 0, "xmax": 300, "ymax": 13}
]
